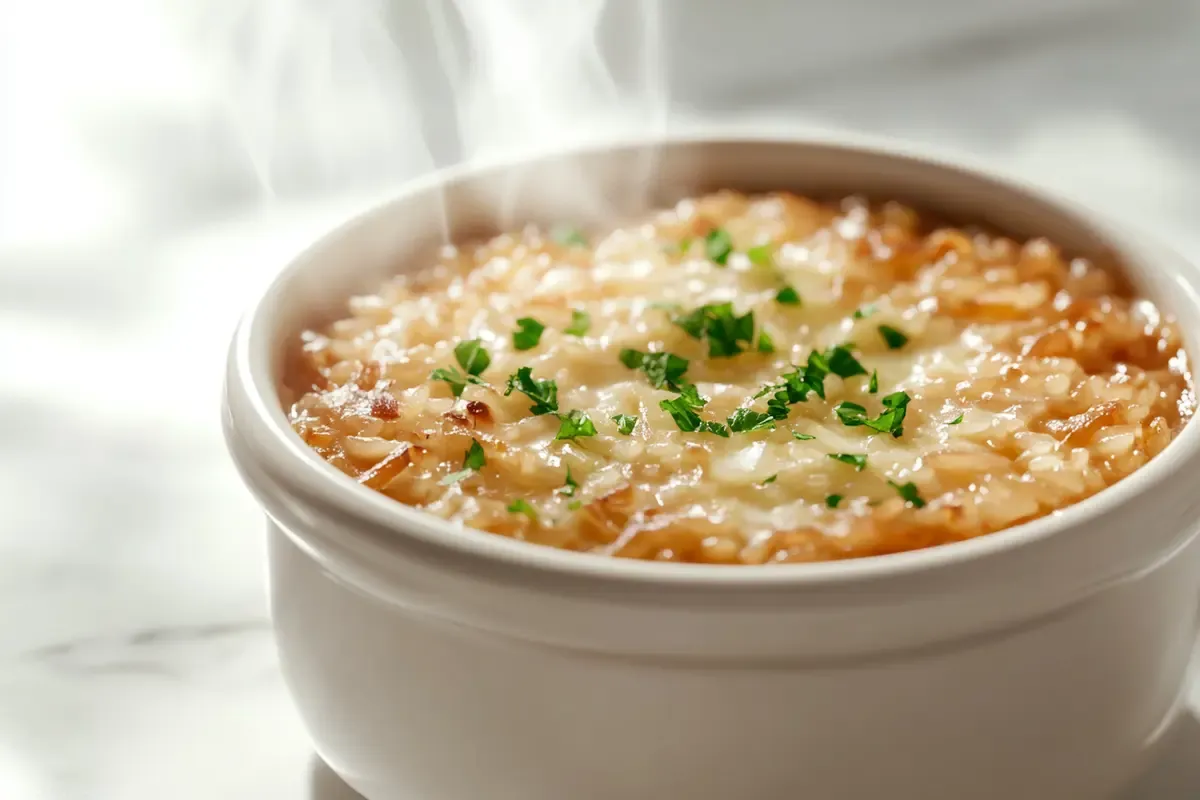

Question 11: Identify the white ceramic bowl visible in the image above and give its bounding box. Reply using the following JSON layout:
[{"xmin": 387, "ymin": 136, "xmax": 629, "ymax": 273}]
[{"xmin": 223, "ymin": 135, "xmax": 1200, "ymax": 800}]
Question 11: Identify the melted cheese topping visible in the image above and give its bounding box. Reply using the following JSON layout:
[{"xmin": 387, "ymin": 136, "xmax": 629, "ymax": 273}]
[{"xmin": 286, "ymin": 192, "xmax": 1193, "ymax": 564}]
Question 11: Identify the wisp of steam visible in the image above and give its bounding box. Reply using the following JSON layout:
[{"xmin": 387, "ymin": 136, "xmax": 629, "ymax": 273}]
[{"xmin": 228, "ymin": 0, "xmax": 669, "ymax": 234}]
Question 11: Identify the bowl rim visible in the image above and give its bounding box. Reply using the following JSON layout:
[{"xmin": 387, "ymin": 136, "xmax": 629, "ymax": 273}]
[{"xmin": 226, "ymin": 129, "xmax": 1200, "ymax": 589}]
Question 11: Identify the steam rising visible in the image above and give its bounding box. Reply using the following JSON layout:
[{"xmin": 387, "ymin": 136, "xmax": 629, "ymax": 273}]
[
  {"xmin": 440, "ymin": 0, "xmax": 668, "ymax": 227},
  {"xmin": 436, "ymin": 0, "xmax": 666, "ymax": 162},
  {"xmin": 230, "ymin": 0, "xmax": 668, "ymax": 230}
]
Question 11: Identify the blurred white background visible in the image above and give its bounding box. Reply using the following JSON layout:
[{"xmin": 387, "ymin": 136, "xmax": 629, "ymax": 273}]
[{"xmin": 3, "ymin": 0, "xmax": 1200, "ymax": 797}]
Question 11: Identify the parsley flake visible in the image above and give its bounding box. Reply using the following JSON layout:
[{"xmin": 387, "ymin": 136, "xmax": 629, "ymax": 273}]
[
  {"xmin": 949, "ymin": 414, "xmax": 964, "ymax": 425},
  {"xmin": 555, "ymin": 410, "xmax": 598, "ymax": 441},
  {"xmin": 853, "ymin": 305, "xmax": 875, "ymax": 320},
  {"xmin": 672, "ymin": 306, "xmax": 708, "ymax": 339},
  {"xmin": 759, "ymin": 349, "xmax": 837, "ymax": 420},
  {"xmin": 833, "ymin": 391, "xmax": 910, "ymax": 437},
  {"xmin": 672, "ymin": 302, "xmax": 755, "ymax": 358},
  {"xmin": 564, "ymin": 309, "xmax": 591, "ymax": 337},
  {"xmin": 825, "ymin": 344, "xmax": 867, "ymax": 379},
  {"xmin": 552, "ymin": 226, "xmax": 588, "ymax": 247},
  {"xmin": 660, "ymin": 396, "xmax": 703, "ymax": 432},
  {"xmin": 513, "ymin": 318, "xmax": 546, "ymax": 351},
  {"xmin": 746, "ymin": 244, "xmax": 774, "ymax": 265},
  {"xmin": 775, "ymin": 286, "xmax": 802, "ymax": 306},
  {"xmin": 834, "ymin": 401, "xmax": 869, "ymax": 427},
  {"xmin": 792, "ymin": 432, "xmax": 816, "ymax": 441},
  {"xmin": 761, "ymin": 474, "xmax": 778, "ymax": 485},
  {"xmin": 756, "ymin": 331, "xmax": 775, "ymax": 354},
  {"xmin": 878, "ymin": 324, "xmax": 909, "ymax": 350},
  {"xmin": 503, "ymin": 367, "xmax": 558, "ymax": 415},
  {"xmin": 507, "ymin": 499, "xmax": 538, "ymax": 520},
  {"xmin": 567, "ymin": 500, "xmax": 583, "ymax": 511},
  {"xmin": 620, "ymin": 349, "xmax": 689, "ymax": 390},
  {"xmin": 727, "ymin": 408, "xmax": 777, "ymax": 433},
  {"xmin": 462, "ymin": 439, "xmax": 486, "ymax": 469},
  {"xmin": 558, "ymin": 467, "xmax": 578, "ymax": 497},
  {"xmin": 611, "ymin": 414, "xmax": 638, "ymax": 435},
  {"xmin": 888, "ymin": 480, "xmax": 926, "ymax": 508},
  {"xmin": 454, "ymin": 339, "xmax": 491, "ymax": 376},
  {"xmin": 675, "ymin": 383, "xmax": 707, "ymax": 409},
  {"xmin": 659, "ymin": 385, "xmax": 720, "ymax": 434},
  {"xmin": 868, "ymin": 369, "xmax": 879, "ymax": 394},
  {"xmin": 826, "ymin": 494, "xmax": 843, "ymax": 508},
  {"xmin": 828, "ymin": 453, "xmax": 868, "ymax": 471},
  {"xmin": 705, "ymin": 228, "xmax": 734, "ymax": 266},
  {"xmin": 877, "ymin": 391, "xmax": 911, "ymax": 437},
  {"xmin": 430, "ymin": 367, "xmax": 484, "ymax": 398},
  {"xmin": 440, "ymin": 439, "xmax": 487, "ymax": 485}
]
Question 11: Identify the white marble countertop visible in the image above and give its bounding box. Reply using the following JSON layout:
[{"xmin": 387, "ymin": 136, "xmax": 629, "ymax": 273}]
[{"xmin": 6, "ymin": 1, "xmax": 1200, "ymax": 797}]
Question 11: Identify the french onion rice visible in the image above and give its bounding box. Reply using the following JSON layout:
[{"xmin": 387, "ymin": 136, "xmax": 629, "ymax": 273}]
[{"xmin": 285, "ymin": 192, "xmax": 1193, "ymax": 564}]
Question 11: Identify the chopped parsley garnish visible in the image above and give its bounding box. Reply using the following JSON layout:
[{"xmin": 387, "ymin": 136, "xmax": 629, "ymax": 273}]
[
  {"xmin": 853, "ymin": 305, "xmax": 875, "ymax": 320},
  {"xmin": 727, "ymin": 408, "xmax": 777, "ymax": 433},
  {"xmin": 775, "ymin": 286, "xmax": 802, "ymax": 306},
  {"xmin": 430, "ymin": 333, "xmax": 492, "ymax": 396},
  {"xmin": 746, "ymin": 244, "xmax": 773, "ymax": 265},
  {"xmin": 564, "ymin": 309, "xmax": 591, "ymax": 337},
  {"xmin": 676, "ymin": 383, "xmax": 708, "ymax": 409},
  {"xmin": 833, "ymin": 391, "xmax": 910, "ymax": 437},
  {"xmin": 949, "ymin": 414, "xmax": 964, "ymax": 425},
  {"xmin": 763, "ymin": 371, "xmax": 817, "ymax": 419},
  {"xmin": 828, "ymin": 453, "xmax": 868, "ymax": 471},
  {"xmin": 611, "ymin": 414, "xmax": 638, "ymax": 435},
  {"xmin": 430, "ymin": 367, "xmax": 483, "ymax": 398},
  {"xmin": 558, "ymin": 466, "xmax": 578, "ymax": 497},
  {"xmin": 761, "ymin": 474, "xmax": 778, "ymax": 485},
  {"xmin": 659, "ymin": 385, "xmax": 725, "ymax": 435},
  {"xmin": 504, "ymin": 367, "xmax": 558, "ymax": 415},
  {"xmin": 834, "ymin": 402, "xmax": 869, "ymax": 427},
  {"xmin": 555, "ymin": 410, "xmax": 598, "ymax": 441},
  {"xmin": 507, "ymin": 499, "xmax": 538, "ymax": 520},
  {"xmin": 567, "ymin": 500, "xmax": 583, "ymax": 511},
  {"xmin": 440, "ymin": 439, "xmax": 487, "ymax": 485},
  {"xmin": 620, "ymin": 349, "xmax": 689, "ymax": 390},
  {"xmin": 826, "ymin": 494, "xmax": 843, "ymax": 508},
  {"xmin": 877, "ymin": 391, "xmax": 911, "ymax": 436},
  {"xmin": 792, "ymin": 432, "xmax": 815, "ymax": 441},
  {"xmin": 825, "ymin": 344, "xmax": 867, "ymax": 379},
  {"xmin": 660, "ymin": 396, "xmax": 703, "ymax": 432},
  {"xmin": 758, "ymin": 348, "xmax": 841, "ymax": 419},
  {"xmin": 454, "ymin": 339, "xmax": 491, "ymax": 376},
  {"xmin": 705, "ymin": 228, "xmax": 734, "ymax": 266},
  {"xmin": 756, "ymin": 331, "xmax": 775, "ymax": 354},
  {"xmin": 672, "ymin": 302, "xmax": 756, "ymax": 358},
  {"xmin": 868, "ymin": 369, "xmax": 879, "ymax": 394},
  {"xmin": 552, "ymin": 226, "xmax": 588, "ymax": 247},
  {"xmin": 878, "ymin": 324, "xmax": 909, "ymax": 350},
  {"xmin": 513, "ymin": 318, "xmax": 546, "ymax": 351},
  {"xmin": 672, "ymin": 307, "xmax": 708, "ymax": 339},
  {"xmin": 703, "ymin": 305, "xmax": 755, "ymax": 357},
  {"xmin": 462, "ymin": 439, "xmax": 486, "ymax": 469},
  {"xmin": 888, "ymin": 480, "xmax": 926, "ymax": 508}
]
